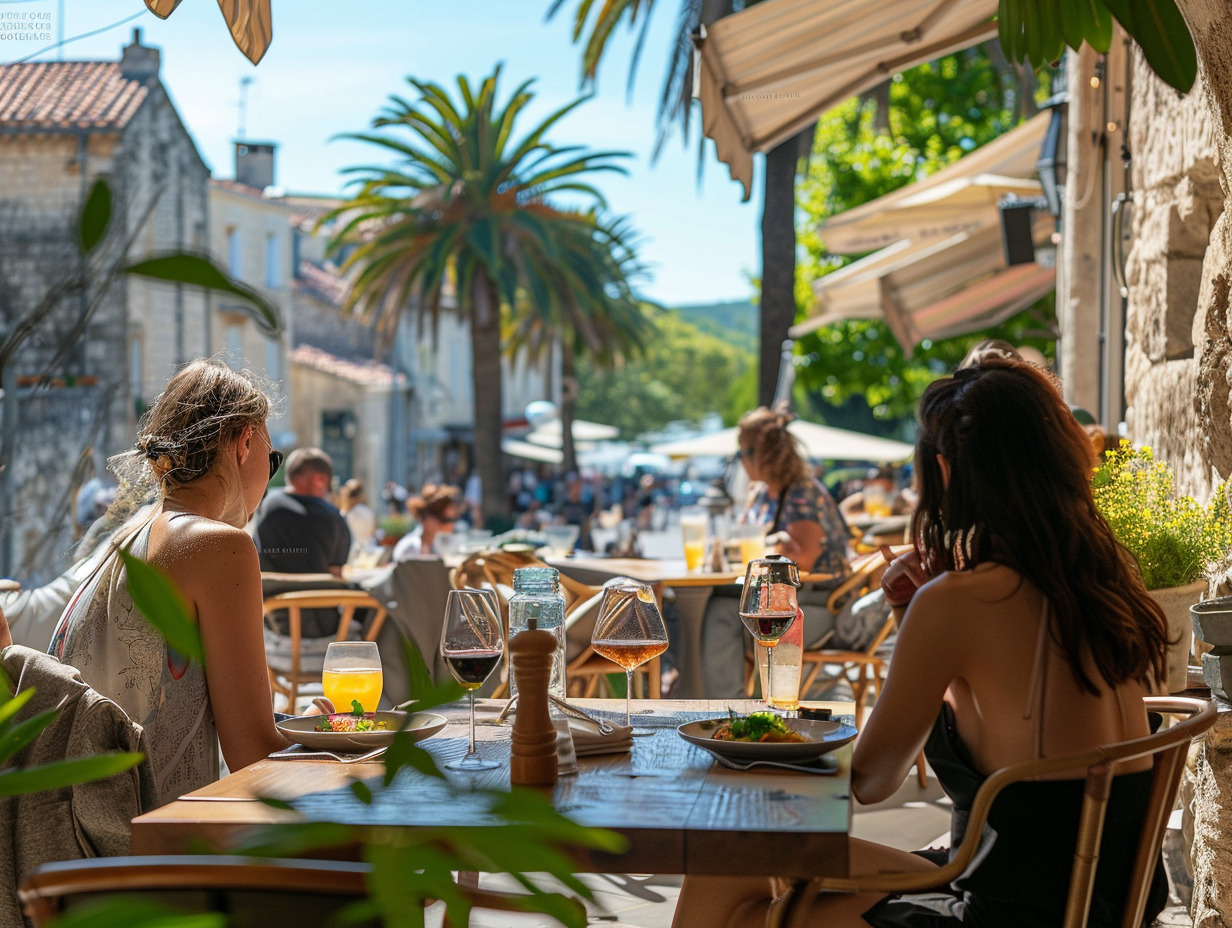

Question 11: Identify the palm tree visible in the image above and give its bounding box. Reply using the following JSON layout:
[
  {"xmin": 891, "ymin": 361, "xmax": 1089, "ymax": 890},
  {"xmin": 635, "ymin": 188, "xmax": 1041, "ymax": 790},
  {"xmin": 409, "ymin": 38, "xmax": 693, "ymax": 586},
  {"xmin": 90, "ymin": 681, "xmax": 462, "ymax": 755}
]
[
  {"xmin": 325, "ymin": 67, "xmax": 631, "ymax": 525},
  {"xmin": 548, "ymin": 0, "xmax": 811, "ymax": 407},
  {"xmin": 506, "ymin": 213, "xmax": 653, "ymax": 474}
]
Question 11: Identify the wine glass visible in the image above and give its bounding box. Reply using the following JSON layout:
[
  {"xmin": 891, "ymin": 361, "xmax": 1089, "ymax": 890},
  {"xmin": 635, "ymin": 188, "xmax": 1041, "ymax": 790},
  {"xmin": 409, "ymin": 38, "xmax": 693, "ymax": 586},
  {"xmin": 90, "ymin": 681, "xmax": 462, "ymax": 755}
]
[
  {"xmin": 440, "ymin": 588, "xmax": 505, "ymax": 771},
  {"xmin": 590, "ymin": 577, "xmax": 669, "ymax": 728},
  {"xmin": 738, "ymin": 555, "xmax": 801, "ymax": 713},
  {"xmin": 322, "ymin": 641, "xmax": 383, "ymax": 714}
]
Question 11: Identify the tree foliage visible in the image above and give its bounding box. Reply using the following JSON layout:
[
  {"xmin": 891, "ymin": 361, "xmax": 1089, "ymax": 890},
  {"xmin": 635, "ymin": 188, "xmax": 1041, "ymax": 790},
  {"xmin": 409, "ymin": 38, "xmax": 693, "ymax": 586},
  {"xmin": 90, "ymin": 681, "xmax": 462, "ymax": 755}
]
[
  {"xmin": 794, "ymin": 46, "xmax": 1057, "ymax": 432},
  {"xmin": 574, "ymin": 306, "xmax": 753, "ymax": 438}
]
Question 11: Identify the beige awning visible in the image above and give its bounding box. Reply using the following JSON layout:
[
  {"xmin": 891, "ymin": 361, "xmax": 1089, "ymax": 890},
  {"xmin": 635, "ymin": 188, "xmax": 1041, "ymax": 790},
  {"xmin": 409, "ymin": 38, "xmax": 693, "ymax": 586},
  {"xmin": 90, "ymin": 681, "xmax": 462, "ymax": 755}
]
[
  {"xmin": 790, "ymin": 228, "xmax": 1055, "ymax": 349},
  {"xmin": 696, "ymin": 0, "xmax": 998, "ymax": 198},
  {"xmin": 819, "ymin": 112, "xmax": 1051, "ymax": 254}
]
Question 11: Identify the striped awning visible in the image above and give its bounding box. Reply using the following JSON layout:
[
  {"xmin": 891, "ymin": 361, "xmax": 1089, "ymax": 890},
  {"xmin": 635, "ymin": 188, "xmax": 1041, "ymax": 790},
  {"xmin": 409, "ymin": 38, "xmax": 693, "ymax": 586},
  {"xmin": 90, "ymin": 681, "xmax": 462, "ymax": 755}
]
[{"xmin": 696, "ymin": 0, "xmax": 997, "ymax": 198}]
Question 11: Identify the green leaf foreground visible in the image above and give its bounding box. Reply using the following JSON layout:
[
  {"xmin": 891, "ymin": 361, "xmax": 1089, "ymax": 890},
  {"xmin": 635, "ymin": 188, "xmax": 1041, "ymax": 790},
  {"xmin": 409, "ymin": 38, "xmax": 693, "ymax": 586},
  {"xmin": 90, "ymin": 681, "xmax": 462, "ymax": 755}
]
[
  {"xmin": 240, "ymin": 638, "xmax": 625, "ymax": 928},
  {"xmin": 998, "ymin": 0, "xmax": 1196, "ymax": 93},
  {"xmin": 78, "ymin": 179, "xmax": 112, "ymax": 255},
  {"xmin": 0, "ymin": 753, "xmax": 145, "ymax": 797},
  {"xmin": 47, "ymin": 896, "xmax": 223, "ymax": 928},
  {"xmin": 118, "ymin": 550, "xmax": 204, "ymax": 665},
  {"xmin": 124, "ymin": 253, "xmax": 281, "ymax": 336}
]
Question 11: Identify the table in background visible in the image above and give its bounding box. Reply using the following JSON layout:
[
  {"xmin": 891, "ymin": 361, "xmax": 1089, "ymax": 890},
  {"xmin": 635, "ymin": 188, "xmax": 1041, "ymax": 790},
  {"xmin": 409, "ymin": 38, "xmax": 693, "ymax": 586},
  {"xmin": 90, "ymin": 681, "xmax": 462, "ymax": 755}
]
[
  {"xmin": 550, "ymin": 558, "xmax": 834, "ymax": 698},
  {"xmin": 132, "ymin": 699, "xmax": 852, "ymax": 880}
]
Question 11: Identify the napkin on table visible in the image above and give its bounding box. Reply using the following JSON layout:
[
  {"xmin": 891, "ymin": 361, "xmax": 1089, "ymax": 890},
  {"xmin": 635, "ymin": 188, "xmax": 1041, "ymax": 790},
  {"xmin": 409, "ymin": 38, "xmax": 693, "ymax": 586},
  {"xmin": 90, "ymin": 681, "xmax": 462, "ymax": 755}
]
[{"xmin": 568, "ymin": 716, "xmax": 633, "ymax": 757}]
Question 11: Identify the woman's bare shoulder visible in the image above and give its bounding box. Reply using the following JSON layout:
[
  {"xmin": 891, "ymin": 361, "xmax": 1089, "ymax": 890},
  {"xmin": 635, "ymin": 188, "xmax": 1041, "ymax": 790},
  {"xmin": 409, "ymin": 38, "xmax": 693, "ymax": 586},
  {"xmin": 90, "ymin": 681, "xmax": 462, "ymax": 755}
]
[
  {"xmin": 910, "ymin": 565, "xmax": 1026, "ymax": 624},
  {"xmin": 153, "ymin": 514, "xmax": 258, "ymax": 570}
]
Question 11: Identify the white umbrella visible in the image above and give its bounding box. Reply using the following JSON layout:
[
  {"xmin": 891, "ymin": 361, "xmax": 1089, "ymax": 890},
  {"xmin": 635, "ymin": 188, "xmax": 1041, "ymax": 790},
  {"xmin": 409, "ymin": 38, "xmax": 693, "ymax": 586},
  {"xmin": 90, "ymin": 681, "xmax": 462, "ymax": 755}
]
[
  {"xmin": 652, "ymin": 420, "xmax": 913, "ymax": 462},
  {"xmin": 523, "ymin": 419, "xmax": 620, "ymax": 448}
]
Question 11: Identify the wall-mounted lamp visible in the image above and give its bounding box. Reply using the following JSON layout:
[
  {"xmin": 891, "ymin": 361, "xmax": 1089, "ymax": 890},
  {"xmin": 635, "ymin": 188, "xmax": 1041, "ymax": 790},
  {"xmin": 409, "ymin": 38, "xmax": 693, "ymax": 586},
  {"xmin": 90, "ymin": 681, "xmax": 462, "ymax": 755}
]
[{"xmin": 999, "ymin": 194, "xmax": 1049, "ymax": 266}]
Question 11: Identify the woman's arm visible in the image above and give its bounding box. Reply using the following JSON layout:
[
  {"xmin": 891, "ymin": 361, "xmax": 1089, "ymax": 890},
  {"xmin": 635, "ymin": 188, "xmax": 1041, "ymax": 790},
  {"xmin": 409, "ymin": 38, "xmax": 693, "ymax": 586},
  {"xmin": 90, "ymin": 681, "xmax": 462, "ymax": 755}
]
[
  {"xmin": 850, "ymin": 577, "xmax": 960, "ymax": 804},
  {"xmin": 770, "ymin": 518, "xmax": 822, "ymax": 573},
  {"xmin": 173, "ymin": 524, "xmax": 289, "ymax": 769}
]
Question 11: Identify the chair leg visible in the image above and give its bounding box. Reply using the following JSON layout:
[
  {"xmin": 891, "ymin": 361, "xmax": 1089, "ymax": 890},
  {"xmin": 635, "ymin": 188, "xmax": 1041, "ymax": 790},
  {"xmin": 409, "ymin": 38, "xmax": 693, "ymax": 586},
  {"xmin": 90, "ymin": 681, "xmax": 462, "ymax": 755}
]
[{"xmin": 916, "ymin": 750, "xmax": 929, "ymax": 788}]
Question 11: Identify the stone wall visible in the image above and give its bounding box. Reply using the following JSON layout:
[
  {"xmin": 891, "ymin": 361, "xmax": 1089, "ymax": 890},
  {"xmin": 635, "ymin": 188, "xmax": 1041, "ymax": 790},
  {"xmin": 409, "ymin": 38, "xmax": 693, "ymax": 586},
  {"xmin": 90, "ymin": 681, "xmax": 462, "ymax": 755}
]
[{"xmin": 1124, "ymin": 48, "xmax": 1223, "ymax": 499}]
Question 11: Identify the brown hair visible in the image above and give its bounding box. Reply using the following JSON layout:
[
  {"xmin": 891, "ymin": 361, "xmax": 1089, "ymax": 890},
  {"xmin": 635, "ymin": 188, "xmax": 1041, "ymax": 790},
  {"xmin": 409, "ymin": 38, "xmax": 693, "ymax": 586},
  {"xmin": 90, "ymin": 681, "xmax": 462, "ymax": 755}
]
[
  {"xmin": 285, "ymin": 447, "xmax": 334, "ymax": 481},
  {"xmin": 135, "ymin": 359, "xmax": 270, "ymax": 494},
  {"xmin": 738, "ymin": 406, "xmax": 809, "ymax": 491},
  {"xmin": 911, "ymin": 354, "xmax": 1168, "ymax": 693},
  {"xmin": 408, "ymin": 484, "xmax": 460, "ymax": 522},
  {"xmin": 339, "ymin": 478, "xmax": 365, "ymax": 513}
]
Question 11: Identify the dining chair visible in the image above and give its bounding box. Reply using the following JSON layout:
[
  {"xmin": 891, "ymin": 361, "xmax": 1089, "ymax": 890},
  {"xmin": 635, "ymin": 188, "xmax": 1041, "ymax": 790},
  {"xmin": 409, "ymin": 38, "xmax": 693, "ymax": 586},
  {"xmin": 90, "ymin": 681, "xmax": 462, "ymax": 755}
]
[
  {"xmin": 19, "ymin": 854, "xmax": 561, "ymax": 928},
  {"xmin": 454, "ymin": 549, "xmax": 661, "ymax": 699},
  {"xmin": 766, "ymin": 695, "xmax": 1217, "ymax": 928},
  {"xmin": 262, "ymin": 587, "xmax": 389, "ymax": 713}
]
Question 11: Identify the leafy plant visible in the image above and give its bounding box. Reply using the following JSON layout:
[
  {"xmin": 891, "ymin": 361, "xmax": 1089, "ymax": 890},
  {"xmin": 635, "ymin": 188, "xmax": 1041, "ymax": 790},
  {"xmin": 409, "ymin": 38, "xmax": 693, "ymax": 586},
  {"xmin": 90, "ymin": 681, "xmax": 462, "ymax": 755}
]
[
  {"xmin": 998, "ymin": 0, "xmax": 1197, "ymax": 93},
  {"xmin": 1092, "ymin": 442, "xmax": 1232, "ymax": 589}
]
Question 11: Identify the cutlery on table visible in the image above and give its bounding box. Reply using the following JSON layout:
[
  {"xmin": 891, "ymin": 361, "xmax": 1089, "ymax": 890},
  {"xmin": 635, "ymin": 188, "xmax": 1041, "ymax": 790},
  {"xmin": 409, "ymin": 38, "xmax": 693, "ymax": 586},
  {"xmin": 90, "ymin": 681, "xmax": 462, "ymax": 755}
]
[
  {"xmin": 708, "ymin": 753, "xmax": 838, "ymax": 775},
  {"xmin": 269, "ymin": 746, "xmax": 387, "ymax": 763}
]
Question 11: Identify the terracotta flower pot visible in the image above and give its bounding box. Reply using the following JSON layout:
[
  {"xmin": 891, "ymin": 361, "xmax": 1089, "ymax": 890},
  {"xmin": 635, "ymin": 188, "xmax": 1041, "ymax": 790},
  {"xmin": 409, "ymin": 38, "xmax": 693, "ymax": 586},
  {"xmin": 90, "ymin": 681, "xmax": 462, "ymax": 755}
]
[{"xmin": 1148, "ymin": 580, "xmax": 1207, "ymax": 693}]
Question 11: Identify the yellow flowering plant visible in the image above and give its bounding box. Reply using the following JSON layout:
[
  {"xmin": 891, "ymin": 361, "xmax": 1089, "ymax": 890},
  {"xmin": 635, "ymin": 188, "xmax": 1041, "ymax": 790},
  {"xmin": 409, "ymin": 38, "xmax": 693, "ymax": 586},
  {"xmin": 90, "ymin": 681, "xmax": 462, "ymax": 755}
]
[{"xmin": 1091, "ymin": 442, "xmax": 1232, "ymax": 590}]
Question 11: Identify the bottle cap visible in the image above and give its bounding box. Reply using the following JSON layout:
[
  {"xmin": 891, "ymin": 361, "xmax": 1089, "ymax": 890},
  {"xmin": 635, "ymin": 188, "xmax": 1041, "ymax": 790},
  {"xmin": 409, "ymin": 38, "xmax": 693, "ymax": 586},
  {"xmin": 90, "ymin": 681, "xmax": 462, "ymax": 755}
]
[{"xmin": 513, "ymin": 566, "xmax": 560, "ymax": 590}]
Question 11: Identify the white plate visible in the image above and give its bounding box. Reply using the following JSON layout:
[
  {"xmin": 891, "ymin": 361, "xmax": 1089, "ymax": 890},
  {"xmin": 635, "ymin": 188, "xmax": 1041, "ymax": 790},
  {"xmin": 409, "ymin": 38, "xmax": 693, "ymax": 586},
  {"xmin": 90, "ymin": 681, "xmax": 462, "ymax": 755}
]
[
  {"xmin": 677, "ymin": 716, "xmax": 858, "ymax": 764},
  {"xmin": 276, "ymin": 711, "xmax": 447, "ymax": 751}
]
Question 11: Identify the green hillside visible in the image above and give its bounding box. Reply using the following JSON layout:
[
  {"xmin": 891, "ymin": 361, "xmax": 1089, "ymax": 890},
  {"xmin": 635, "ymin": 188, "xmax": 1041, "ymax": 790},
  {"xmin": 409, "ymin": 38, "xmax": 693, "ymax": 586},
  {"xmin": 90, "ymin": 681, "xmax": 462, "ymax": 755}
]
[{"xmin": 673, "ymin": 300, "xmax": 758, "ymax": 353}]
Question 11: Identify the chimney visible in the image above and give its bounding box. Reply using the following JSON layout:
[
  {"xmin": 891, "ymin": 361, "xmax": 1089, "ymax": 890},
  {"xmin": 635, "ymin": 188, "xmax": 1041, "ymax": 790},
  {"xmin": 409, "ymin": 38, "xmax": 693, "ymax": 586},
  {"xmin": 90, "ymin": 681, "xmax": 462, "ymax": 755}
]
[
  {"xmin": 234, "ymin": 141, "xmax": 277, "ymax": 191},
  {"xmin": 119, "ymin": 28, "xmax": 160, "ymax": 84}
]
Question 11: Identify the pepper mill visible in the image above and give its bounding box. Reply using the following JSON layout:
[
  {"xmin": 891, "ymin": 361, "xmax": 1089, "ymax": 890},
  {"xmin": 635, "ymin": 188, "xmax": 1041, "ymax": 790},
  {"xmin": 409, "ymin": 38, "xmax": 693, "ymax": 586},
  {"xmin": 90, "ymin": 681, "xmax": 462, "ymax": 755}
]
[{"xmin": 509, "ymin": 618, "xmax": 559, "ymax": 787}]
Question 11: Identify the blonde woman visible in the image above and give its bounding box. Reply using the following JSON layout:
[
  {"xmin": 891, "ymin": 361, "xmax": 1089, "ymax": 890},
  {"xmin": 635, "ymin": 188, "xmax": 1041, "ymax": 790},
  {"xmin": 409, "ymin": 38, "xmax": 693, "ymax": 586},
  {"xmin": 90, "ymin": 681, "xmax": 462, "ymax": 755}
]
[{"xmin": 51, "ymin": 360, "xmax": 291, "ymax": 804}]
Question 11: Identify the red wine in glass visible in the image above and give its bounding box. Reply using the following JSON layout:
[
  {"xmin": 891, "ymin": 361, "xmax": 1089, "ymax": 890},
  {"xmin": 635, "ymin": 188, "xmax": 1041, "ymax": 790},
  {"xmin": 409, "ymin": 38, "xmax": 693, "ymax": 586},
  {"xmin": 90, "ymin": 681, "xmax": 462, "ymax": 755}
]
[
  {"xmin": 741, "ymin": 610, "xmax": 796, "ymax": 646},
  {"xmin": 445, "ymin": 649, "xmax": 503, "ymax": 691}
]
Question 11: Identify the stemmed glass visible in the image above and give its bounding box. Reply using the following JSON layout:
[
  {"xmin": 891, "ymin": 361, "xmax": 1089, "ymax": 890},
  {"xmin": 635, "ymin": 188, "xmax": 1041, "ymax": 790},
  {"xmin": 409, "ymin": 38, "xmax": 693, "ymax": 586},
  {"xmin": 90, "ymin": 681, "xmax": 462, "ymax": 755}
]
[
  {"xmin": 440, "ymin": 588, "xmax": 505, "ymax": 771},
  {"xmin": 738, "ymin": 556, "xmax": 801, "ymax": 713},
  {"xmin": 322, "ymin": 641, "xmax": 383, "ymax": 714},
  {"xmin": 590, "ymin": 577, "xmax": 669, "ymax": 728}
]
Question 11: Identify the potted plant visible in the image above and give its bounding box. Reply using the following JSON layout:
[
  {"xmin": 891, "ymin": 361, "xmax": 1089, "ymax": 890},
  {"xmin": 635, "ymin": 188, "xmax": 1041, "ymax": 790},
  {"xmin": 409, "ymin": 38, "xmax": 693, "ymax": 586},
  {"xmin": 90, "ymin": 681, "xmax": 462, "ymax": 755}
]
[{"xmin": 1091, "ymin": 442, "xmax": 1232, "ymax": 691}]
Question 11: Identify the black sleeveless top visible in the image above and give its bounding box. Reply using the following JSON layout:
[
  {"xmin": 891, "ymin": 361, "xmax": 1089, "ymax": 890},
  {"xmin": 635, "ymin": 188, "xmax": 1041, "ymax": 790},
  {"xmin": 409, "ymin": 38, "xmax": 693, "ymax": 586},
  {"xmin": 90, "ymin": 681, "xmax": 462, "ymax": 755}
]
[{"xmin": 863, "ymin": 602, "xmax": 1168, "ymax": 928}]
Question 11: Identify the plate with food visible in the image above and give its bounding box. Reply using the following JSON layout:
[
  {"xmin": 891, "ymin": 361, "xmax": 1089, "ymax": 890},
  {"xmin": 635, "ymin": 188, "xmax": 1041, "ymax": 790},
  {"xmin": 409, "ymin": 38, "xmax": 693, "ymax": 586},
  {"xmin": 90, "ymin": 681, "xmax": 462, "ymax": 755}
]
[
  {"xmin": 677, "ymin": 711, "xmax": 857, "ymax": 764},
  {"xmin": 276, "ymin": 703, "xmax": 447, "ymax": 751}
]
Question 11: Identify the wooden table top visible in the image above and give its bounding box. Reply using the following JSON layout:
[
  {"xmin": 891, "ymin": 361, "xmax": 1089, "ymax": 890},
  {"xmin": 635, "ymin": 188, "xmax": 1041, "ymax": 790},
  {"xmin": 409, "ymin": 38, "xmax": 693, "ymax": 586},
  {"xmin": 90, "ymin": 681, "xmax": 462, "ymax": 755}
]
[{"xmin": 132, "ymin": 699, "xmax": 853, "ymax": 879}]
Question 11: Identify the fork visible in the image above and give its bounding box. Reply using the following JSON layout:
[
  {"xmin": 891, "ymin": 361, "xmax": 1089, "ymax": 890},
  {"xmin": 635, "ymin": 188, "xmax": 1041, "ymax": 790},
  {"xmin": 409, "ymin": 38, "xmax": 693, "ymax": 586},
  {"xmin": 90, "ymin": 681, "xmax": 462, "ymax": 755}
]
[
  {"xmin": 708, "ymin": 753, "xmax": 837, "ymax": 775},
  {"xmin": 269, "ymin": 746, "xmax": 387, "ymax": 763}
]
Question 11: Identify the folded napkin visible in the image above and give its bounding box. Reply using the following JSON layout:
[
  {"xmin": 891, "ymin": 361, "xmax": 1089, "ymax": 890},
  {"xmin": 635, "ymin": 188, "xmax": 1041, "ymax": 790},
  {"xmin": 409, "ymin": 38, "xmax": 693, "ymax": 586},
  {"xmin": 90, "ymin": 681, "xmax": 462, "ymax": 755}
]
[{"xmin": 567, "ymin": 716, "xmax": 633, "ymax": 757}]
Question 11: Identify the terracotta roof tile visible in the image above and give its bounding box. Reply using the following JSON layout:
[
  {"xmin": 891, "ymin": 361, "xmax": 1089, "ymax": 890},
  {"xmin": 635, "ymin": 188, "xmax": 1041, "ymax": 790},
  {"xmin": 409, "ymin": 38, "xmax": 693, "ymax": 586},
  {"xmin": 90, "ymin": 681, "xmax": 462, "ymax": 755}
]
[
  {"xmin": 293, "ymin": 261, "xmax": 349, "ymax": 307},
  {"xmin": 290, "ymin": 344, "xmax": 405, "ymax": 388},
  {"xmin": 0, "ymin": 61, "xmax": 147, "ymax": 130}
]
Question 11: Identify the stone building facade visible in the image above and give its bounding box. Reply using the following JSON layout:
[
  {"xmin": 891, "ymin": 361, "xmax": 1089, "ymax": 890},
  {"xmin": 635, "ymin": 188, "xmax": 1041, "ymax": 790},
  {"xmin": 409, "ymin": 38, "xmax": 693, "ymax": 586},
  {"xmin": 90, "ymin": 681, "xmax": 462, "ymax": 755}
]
[{"xmin": 0, "ymin": 31, "xmax": 209, "ymax": 582}]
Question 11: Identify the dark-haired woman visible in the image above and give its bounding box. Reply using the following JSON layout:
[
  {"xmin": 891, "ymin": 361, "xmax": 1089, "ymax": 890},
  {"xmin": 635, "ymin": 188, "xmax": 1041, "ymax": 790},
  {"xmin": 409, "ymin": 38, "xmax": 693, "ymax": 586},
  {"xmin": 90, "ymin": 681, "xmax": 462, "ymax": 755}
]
[
  {"xmin": 51, "ymin": 360, "xmax": 291, "ymax": 805},
  {"xmin": 700, "ymin": 406, "xmax": 851, "ymax": 697},
  {"xmin": 674, "ymin": 356, "xmax": 1170, "ymax": 928}
]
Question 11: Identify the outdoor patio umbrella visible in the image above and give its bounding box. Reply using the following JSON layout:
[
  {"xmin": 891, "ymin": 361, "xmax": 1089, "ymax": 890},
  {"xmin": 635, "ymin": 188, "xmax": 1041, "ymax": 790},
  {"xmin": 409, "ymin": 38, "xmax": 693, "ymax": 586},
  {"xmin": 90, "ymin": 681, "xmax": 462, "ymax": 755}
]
[
  {"xmin": 695, "ymin": 0, "xmax": 998, "ymax": 197},
  {"xmin": 651, "ymin": 420, "xmax": 914, "ymax": 462},
  {"xmin": 523, "ymin": 419, "xmax": 620, "ymax": 448}
]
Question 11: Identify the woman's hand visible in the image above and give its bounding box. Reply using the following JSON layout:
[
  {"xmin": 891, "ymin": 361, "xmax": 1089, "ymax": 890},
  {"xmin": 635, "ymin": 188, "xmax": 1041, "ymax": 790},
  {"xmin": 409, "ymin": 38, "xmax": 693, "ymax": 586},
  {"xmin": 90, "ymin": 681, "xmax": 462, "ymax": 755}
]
[{"xmin": 881, "ymin": 548, "xmax": 931, "ymax": 608}]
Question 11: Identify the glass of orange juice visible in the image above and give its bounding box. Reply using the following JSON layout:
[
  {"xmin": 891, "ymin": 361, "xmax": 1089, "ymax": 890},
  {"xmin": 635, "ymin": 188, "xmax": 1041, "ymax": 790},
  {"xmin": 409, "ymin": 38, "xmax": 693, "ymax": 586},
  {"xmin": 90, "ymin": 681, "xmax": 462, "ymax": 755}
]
[
  {"xmin": 679, "ymin": 507, "xmax": 709, "ymax": 573},
  {"xmin": 733, "ymin": 522, "xmax": 767, "ymax": 567},
  {"xmin": 322, "ymin": 641, "xmax": 383, "ymax": 713}
]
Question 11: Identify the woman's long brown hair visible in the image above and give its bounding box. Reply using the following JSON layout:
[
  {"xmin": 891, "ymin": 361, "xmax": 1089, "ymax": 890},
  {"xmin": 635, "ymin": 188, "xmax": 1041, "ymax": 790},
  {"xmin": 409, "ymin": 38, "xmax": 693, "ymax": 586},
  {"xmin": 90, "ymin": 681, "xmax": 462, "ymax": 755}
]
[{"xmin": 911, "ymin": 356, "xmax": 1168, "ymax": 693}]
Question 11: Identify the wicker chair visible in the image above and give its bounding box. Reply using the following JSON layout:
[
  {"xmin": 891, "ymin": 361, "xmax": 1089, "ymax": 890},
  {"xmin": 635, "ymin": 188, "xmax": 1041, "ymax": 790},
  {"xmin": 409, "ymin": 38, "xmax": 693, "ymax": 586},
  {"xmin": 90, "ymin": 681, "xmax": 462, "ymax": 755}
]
[
  {"xmin": 767, "ymin": 696, "xmax": 1217, "ymax": 928},
  {"xmin": 454, "ymin": 549, "xmax": 661, "ymax": 699}
]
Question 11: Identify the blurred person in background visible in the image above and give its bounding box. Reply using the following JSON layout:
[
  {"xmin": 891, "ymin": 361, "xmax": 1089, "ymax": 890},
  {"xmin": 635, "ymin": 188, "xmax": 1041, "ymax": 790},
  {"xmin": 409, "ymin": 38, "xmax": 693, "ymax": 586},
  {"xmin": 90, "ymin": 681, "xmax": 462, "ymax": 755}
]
[
  {"xmin": 339, "ymin": 478, "xmax": 377, "ymax": 562},
  {"xmin": 394, "ymin": 485, "xmax": 461, "ymax": 560}
]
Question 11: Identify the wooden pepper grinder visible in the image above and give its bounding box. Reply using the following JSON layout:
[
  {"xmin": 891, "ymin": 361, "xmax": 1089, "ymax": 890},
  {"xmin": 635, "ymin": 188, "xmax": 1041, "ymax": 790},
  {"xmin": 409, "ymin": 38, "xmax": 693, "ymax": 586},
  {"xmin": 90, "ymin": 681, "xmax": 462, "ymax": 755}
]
[{"xmin": 509, "ymin": 617, "xmax": 558, "ymax": 787}]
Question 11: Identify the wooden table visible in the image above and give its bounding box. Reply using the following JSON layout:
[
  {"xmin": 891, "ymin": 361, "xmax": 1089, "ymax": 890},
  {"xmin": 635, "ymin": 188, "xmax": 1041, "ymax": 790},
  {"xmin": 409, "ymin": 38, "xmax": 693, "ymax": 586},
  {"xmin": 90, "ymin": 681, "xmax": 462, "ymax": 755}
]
[
  {"xmin": 132, "ymin": 699, "xmax": 852, "ymax": 880},
  {"xmin": 551, "ymin": 558, "xmax": 835, "ymax": 698}
]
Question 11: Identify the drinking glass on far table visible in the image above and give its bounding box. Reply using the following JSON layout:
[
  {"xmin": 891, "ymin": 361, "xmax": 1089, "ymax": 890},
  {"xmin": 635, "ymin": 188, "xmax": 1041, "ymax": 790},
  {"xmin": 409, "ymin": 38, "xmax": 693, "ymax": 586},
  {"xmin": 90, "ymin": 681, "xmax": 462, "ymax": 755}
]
[
  {"xmin": 679, "ymin": 507, "xmax": 708, "ymax": 573},
  {"xmin": 732, "ymin": 522, "xmax": 767, "ymax": 567},
  {"xmin": 738, "ymin": 555, "xmax": 802, "ymax": 714},
  {"xmin": 322, "ymin": 641, "xmax": 383, "ymax": 714},
  {"xmin": 590, "ymin": 577, "xmax": 668, "ymax": 728},
  {"xmin": 440, "ymin": 588, "xmax": 504, "ymax": 771}
]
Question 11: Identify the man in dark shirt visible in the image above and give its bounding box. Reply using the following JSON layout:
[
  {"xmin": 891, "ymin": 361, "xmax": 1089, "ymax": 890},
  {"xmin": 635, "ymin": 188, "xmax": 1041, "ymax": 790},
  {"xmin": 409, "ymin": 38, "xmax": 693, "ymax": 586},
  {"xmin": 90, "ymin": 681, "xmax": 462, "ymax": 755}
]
[{"xmin": 254, "ymin": 447, "xmax": 351, "ymax": 637}]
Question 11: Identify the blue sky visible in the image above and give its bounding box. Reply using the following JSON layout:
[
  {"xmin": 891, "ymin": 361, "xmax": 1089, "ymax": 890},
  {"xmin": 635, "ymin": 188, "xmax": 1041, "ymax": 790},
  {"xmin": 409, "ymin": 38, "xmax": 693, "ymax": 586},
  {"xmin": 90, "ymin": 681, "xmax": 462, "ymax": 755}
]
[{"xmin": 5, "ymin": 0, "xmax": 765, "ymax": 305}]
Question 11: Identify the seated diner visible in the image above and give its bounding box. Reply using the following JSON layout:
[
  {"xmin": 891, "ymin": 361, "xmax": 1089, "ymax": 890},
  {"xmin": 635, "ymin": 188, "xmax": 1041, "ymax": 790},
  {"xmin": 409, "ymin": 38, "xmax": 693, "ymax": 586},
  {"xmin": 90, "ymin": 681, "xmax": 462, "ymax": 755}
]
[
  {"xmin": 50, "ymin": 359, "xmax": 292, "ymax": 805},
  {"xmin": 674, "ymin": 353, "xmax": 1171, "ymax": 927}
]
